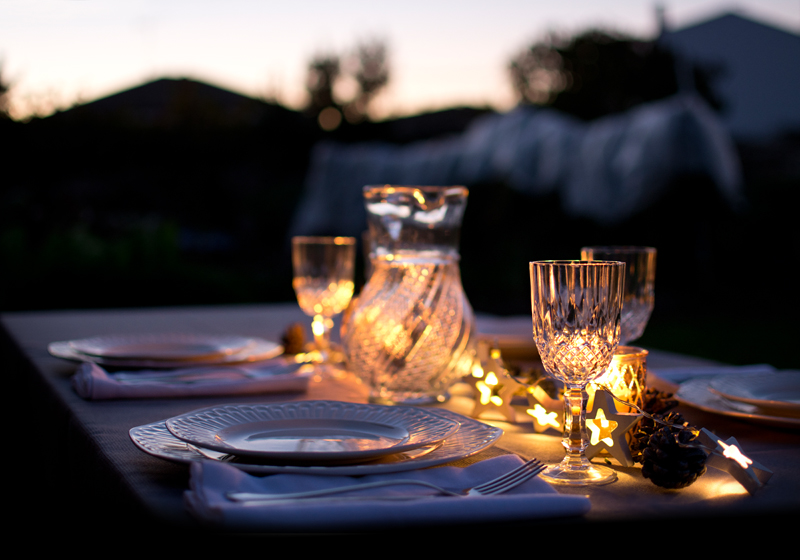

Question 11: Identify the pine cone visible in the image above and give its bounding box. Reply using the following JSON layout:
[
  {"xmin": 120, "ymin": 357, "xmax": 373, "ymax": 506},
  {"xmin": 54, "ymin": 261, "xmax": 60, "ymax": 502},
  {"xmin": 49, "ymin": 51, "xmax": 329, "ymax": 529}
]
[
  {"xmin": 280, "ymin": 323, "xmax": 306, "ymax": 355},
  {"xmin": 638, "ymin": 412, "xmax": 708, "ymax": 489},
  {"xmin": 641, "ymin": 388, "xmax": 679, "ymax": 415},
  {"xmin": 630, "ymin": 416, "xmax": 660, "ymax": 464},
  {"xmin": 630, "ymin": 411, "xmax": 683, "ymax": 463}
]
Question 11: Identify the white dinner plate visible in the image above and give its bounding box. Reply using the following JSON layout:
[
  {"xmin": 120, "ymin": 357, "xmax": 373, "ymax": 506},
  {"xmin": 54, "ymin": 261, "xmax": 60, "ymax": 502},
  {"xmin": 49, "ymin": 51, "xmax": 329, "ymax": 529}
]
[
  {"xmin": 130, "ymin": 407, "xmax": 503, "ymax": 475},
  {"xmin": 676, "ymin": 376, "xmax": 800, "ymax": 429},
  {"xmin": 49, "ymin": 336, "xmax": 283, "ymax": 369},
  {"xmin": 708, "ymin": 371, "xmax": 800, "ymax": 413},
  {"xmin": 165, "ymin": 401, "xmax": 461, "ymax": 464},
  {"xmin": 69, "ymin": 333, "xmax": 252, "ymax": 361}
]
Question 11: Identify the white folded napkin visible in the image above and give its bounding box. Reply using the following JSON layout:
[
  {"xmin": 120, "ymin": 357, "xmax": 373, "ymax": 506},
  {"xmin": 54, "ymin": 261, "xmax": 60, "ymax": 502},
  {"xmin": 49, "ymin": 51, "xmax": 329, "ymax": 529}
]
[
  {"xmin": 71, "ymin": 361, "xmax": 312, "ymax": 400},
  {"xmin": 184, "ymin": 455, "xmax": 591, "ymax": 531},
  {"xmin": 653, "ymin": 364, "xmax": 776, "ymax": 385}
]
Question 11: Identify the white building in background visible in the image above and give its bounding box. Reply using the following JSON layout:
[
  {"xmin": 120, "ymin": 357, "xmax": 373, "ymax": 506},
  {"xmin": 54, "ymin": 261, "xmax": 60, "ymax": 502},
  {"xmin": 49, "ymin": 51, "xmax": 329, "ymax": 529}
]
[{"xmin": 660, "ymin": 10, "xmax": 800, "ymax": 141}]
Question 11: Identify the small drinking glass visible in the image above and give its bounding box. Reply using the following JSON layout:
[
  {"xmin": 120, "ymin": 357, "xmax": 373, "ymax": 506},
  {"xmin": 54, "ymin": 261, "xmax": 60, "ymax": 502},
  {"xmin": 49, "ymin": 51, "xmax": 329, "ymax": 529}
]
[
  {"xmin": 581, "ymin": 246, "xmax": 656, "ymax": 345},
  {"xmin": 530, "ymin": 260, "xmax": 625, "ymax": 485},
  {"xmin": 291, "ymin": 236, "xmax": 356, "ymax": 365}
]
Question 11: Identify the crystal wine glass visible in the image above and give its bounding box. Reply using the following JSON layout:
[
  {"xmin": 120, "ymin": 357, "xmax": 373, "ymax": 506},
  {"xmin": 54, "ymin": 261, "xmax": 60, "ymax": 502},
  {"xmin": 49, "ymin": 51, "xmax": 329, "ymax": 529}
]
[
  {"xmin": 291, "ymin": 236, "xmax": 356, "ymax": 365},
  {"xmin": 580, "ymin": 246, "xmax": 656, "ymax": 345},
  {"xmin": 530, "ymin": 260, "xmax": 624, "ymax": 485}
]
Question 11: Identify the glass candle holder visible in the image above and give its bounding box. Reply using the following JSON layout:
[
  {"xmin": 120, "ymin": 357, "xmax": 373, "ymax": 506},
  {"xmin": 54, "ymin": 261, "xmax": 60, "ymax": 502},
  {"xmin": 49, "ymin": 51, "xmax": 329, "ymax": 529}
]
[{"xmin": 591, "ymin": 346, "xmax": 648, "ymax": 413}]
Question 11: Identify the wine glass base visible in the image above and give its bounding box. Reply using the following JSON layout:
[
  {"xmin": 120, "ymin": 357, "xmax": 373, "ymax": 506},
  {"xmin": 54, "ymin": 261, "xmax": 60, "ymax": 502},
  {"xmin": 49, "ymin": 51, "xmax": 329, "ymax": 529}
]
[{"xmin": 540, "ymin": 461, "xmax": 617, "ymax": 486}]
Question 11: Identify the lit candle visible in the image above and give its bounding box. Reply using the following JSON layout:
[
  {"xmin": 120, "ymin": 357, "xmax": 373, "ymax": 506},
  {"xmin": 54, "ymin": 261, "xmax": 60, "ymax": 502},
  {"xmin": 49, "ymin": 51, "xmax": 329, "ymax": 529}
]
[{"xmin": 590, "ymin": 345, "xmax": 648, "ymax": 412}]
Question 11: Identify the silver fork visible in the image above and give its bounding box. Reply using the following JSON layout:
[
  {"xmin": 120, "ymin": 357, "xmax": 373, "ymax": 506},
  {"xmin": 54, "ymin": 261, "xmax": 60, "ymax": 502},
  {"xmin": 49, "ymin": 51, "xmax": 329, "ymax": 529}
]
[{"xmin": 226, "ymin": 457, "xmax": 545, "ymax": 503}]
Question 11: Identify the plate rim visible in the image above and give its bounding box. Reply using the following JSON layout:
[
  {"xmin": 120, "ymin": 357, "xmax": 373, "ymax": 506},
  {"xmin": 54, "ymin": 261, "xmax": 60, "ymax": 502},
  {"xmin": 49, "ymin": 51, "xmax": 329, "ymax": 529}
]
[
  {"xmin": 49, "ymin": 336, "xmax": 283, "ymax": 368},
  {"xmin": 69, "ymin": 333, "xmax": 253, "ymax": 361},
  {"xmin": 130, "ymin": 407, "xmax": 503, "ymax": 475},
  {"xmin": 676, "ymin": 377, "xmax": 800, "ymax": 429},
  {"xmin": 163, "ymin": 400, "xmax": 461, "ymax": 464},
  {"xmin": 708, "ymin": 371, "xmax": 800, "ymax": 411}
]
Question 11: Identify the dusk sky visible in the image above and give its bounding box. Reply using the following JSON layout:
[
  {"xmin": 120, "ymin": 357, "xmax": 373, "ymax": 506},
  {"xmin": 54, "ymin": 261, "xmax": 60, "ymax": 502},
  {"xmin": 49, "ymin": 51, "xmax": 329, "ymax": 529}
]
[{"xmin": 2, "ymin": 0, "xmax": 798, "ymax": 120}]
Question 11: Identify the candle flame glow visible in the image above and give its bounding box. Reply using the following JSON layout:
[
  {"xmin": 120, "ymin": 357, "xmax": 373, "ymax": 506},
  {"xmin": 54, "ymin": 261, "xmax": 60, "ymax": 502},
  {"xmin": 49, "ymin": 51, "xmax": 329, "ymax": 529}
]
[{"xmin": 311, "ymin": 315, "xmax": 325, "ymax": 336}]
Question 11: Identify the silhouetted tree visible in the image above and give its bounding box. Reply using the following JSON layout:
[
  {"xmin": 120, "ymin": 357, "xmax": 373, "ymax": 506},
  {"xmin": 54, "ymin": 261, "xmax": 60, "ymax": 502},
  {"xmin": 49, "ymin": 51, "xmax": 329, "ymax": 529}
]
[
  {"xmin": 305, "ymin": 53, "xmax": 341, "ymax": 115},
  {"xmin": 304, "ymin": 40, "xmax": 390, "ymax": 128},
  {"xmin": 509, "ymin": 29, "xmax": 722, "ymax": 121},
  {"xmin": 509, "ymin": 35, "xmax": 568, "ymax": 106},
  {"xmin": 0, "ymin": 62, "xmax": 10, "ymax": 119},
  {"xmin": 343, "ymin": 40, "xmax": 390, "ymax": 123}
]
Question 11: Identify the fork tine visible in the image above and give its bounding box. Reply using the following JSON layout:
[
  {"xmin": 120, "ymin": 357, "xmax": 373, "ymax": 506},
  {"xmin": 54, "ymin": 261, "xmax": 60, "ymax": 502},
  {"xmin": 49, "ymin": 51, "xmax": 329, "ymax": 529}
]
[
  {"xmin": 495, "ymin": 463, "xmax": 546, "ymax": 491},
  {"xmin": 485, "ymin": 458, "xmax": 543, "ymax": 482},
  {"xmin": 472, "ymin": 458, "xmax": 545, "ymax": 493},
  {"xmin": 479, "ymin": 464, "xmax": 543, "ymax": 493},
  {"xmin": 474, "ymin": 464, "xmax": 539, "ymax": 493},
  {"xmin": 480, "ymin": 462, "xmax": 546, "ymax": 494}
]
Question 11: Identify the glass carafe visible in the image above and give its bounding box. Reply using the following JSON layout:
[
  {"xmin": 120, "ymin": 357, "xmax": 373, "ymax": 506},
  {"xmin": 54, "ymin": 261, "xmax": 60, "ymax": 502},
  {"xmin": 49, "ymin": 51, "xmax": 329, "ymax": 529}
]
[{"xmin": 342, "ymin": 185, "xmax": 477, "ymax": 405}]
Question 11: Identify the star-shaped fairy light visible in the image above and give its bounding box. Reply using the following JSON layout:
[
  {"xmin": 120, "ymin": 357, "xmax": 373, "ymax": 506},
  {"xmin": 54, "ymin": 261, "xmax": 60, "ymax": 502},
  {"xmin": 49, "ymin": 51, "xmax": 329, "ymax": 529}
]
[
  {"xmin": 525, "ymin": 384, "xmax": 563, "ymax": 434},
  {"xmin": 585, "ymin": 388, "xmax": 641, "ymax": 467},
  {"xmin": 698, "ymin": 428, "xmax": 773, "ymax": 494},
  {"xmin": 468, "ymin": 340, "xmax": 526, "ymax": 422}
]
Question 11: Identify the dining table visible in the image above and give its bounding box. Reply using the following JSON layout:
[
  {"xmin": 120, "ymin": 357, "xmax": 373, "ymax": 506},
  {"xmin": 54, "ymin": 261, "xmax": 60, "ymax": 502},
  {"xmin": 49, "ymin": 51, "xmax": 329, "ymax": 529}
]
[{"xmin": 4, "ymin": 302, "xmax": 799, "ymax": 539}]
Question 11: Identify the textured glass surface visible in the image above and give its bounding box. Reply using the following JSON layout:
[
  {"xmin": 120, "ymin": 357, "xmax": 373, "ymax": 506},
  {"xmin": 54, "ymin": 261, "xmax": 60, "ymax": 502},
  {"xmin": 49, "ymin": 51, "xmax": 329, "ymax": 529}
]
[
  {"xmin": 596, "ymin": 346, "xmax": 648, "ymax": 413},
  {"xmin": 292, "ymin": 237, "xmax": 356, "ymax": 317},
  {"xmin": 344, "ymin": 186, "xmax": 476, "ymax": 405},
  {"xmin": 164, "ymin": 401, "xmax": 460, "ymax": 463},
  {"xmin": 129, "ymin": 407, "xmax": 502, "ymax": 475},
  {"xmin": 531, "ymin": 261, "xmax": 624, "ymax": 388},
  {"xmin": 345, "ymin": 254, "xmax": 475, "ymax": 404},
  {"xmin": 363, "ymin": 185, "xmax": 468, "ymax": 258},
  {"xmin": 581, "ymin": 246, "xmax": 656, "ymax": 344},
  {"xmin": 530, "ymin": 260, "xmax": 624, "ymax": 486},
  {"xmin": 291, "ymin": 236, "xmax": 356, "ymax": 361}
]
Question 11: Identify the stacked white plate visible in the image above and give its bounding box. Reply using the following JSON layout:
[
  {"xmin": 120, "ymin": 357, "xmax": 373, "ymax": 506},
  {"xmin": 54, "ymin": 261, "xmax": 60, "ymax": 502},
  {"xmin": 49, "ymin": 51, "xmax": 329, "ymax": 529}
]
[
  {"xmin": 676, "ymin": 370, "xmax": 800, "ymax": 429},
  {"xmin": 708, "ymin": 371, "xmax": 800, "ymax": 414},
  {"xmin": 130, "ymin": 400, "xmax": 503, "ymax": 475},
  {"xmin": 49, "ymin": 333, "xmax": 284, "ymax": 369}
]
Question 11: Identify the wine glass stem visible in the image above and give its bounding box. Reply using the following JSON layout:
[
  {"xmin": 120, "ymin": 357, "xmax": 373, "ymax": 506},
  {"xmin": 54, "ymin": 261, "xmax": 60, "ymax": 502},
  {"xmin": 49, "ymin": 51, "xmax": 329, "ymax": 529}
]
[
  {"xmin": 562, "ymin": 387, "xmax": 588, "ymax": 466},
  {"xmin": 311, "ymin": 314, "xmax": 333, "ymax": 351}
]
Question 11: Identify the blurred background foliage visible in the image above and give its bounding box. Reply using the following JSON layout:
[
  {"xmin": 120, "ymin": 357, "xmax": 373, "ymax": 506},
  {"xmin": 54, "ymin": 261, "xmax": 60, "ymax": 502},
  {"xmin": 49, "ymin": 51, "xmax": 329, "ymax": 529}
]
[
  {"xmin": 1, "ymin": 28, "xmax": 797, "ymax": 369},
  {"xmin": 509, "ymin": 29, "xmax": 724, "ymax": 118}
]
